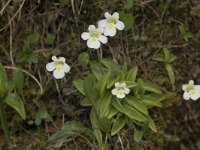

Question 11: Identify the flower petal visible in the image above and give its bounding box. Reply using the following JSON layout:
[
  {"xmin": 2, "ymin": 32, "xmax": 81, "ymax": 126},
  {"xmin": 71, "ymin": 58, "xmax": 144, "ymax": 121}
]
[
  {"xmin": 81, "ymin": 32, "xmax": 90, "ymax": 40},
  {"xmin": 182, "ymin": 84, "xmax": 187, "ymax": 91},
  {"xmin": 105, "ymin": 12, "xmax": 111, "ymax": 18},
  {"xmin": 124, "ymin": 88, "xmax": 130, "ymax": 94},
  {"xmin": 53, "ymin": 69, "xmax": 65, "ymax": 79},
  {"xmin": 111, "ymin": 89, "xmax": 118, "ymax": 95},
  {"xmin": 52, "ymin": 56, "xmax": 58, "ymax": 61},
  {"xmin": 117, "ymin": 93, "xmax": 125, "ymax": 99},
  {"xmin": 58, "ymin": 57, "xmax": 66, "ymax": 63},
  {"xmin": 104, "ymin": 27, "xmax": 117, "ymax": 37},
  {"xmin": 121, "ymin": 83, "xmax": 126, "ymax": 87},
  {"xmin": 98, "ymin": 35, "xmax": 108, "ymax": 44},
  {"xmin": 112, "ymin": 12, "xmax": 119, "ymax": 20},
  {"xmin": 88, "ymin": 25, "xmax": 96, "ymax": 31},
  {"xmin": 183, "ymin": 92, "xmax": 190, "ymax": 100},
  {"xmin": 189, "ymin": 80, "xmax": 194, "ymax": 85},
  {"xmin": 190, "ymin": 90, "xmax": 200, "ymax": 100},
  {"xmin": 115, "ymin": 21, "xmax": 125, "ymax": 30},
  {"xmin": 63, "ymin": 63, "xmax": 70, "ymax": 73},
  {"xmin": 115, "ymin": 82, "xmax": 120, "ymax": 87},
  {"xmin": 46, "ymin": 62, "xmax": 56, "ymax": 72},
  {"xmin": 98, "ymin": 19, "xmax": 107, "ymax": 28},
  {"xmin": 87, "ymin": 39, "xmax": 100, "ymax": 49}
]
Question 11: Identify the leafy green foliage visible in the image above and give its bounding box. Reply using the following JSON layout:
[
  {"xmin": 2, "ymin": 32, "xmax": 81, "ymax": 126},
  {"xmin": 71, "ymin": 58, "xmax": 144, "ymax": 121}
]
[
  {"xmin": 153, "ymin": 48, "xmax": 176, "ymax": 85},
  {"xmin": 73, "ymin": 59, "xmax": 166, "ymax": 145},
  {"xmin": 34, "ymin": 110, "xmax": 52, "ymax": 126},
  {"xmin": 134, "ymin": 130, "xmax": 144, "ymax": 143},
  {"xmin": 48, "ymin": 121, "xmax": 84, "ymax": 142},
  {"xmin": 26, "ymin": 32, "xmax": 40, "ymax": 45},
  {"xmin": 78, "ymin": 52, "xmax": 90, "ymax": 66},
  {"xmin": 5, "ymin": 93, "xmax": 26, "ymax": 120},
  {"xmin": 178, "ymin": 25, "xmax": 193, "ymax": 42},
  {"xmin": 119, "ymin": 12, "xmax": 134, "ymax": 31},
  {"xmin": 16, "ymin": 48, "xmax": 38, "ymax": 63}
]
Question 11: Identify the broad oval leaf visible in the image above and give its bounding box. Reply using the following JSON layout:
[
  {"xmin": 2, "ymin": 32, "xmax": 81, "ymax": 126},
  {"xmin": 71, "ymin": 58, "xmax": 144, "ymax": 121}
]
[
  {"xmin": 98, "ymin": 93, "xmax": 112, "ymax": 118},
  {"xmin": 98, "ymin": 72, "xmax": 110, "ymax": 96},
  {"xmin": 5, "ymin": 93, "xmax": 26, "ymax": 119},
  {"xmin": 126, "ymin": 66, "xmax": 138, "ymax": 82},
  {"xmin": 134, "ymin": 130, "xmax": 144, "ymax": 143},
  {"xmin": 144, "ymin": 80, "xmax": 162, "ymax": 94},
  {"xmin": 99, "ymin": 117, "xmax": 111, "ymax": 133},
  {"xmin": 12, "ymin": 69, "xmax": 24, "ymax": 93},
  {"xmin": 100, "ymin": 59, "xmax": 121, "ymax": 73},
  {"xmin": 111, "ymin": 115, "xmax": 126, "ymax": 136},
  {"xmin": 125, "ymin": 96, "xmax": 148, "ymax": 115},
  {"xmin": 78, "ymin": 52, "xmax": 90, "ymax": 66},
  {"xmin": 73, "ymin": 79, "xmax": 85, "ymax": 95}
]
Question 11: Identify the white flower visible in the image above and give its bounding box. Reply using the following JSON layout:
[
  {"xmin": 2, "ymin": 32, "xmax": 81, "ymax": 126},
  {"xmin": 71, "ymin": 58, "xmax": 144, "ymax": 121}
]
[
  {"xmin": 46, "ymin": 56, "xmax": 70, "ymax": 79},
  {"xmin": 81, "ymin": 25, "xmax": 108, "ymax": 49},
  {"xmin": 182, "ymin": 80, "xmax": 200, "ymax": 100},
  {"xmin": 111, "ymin": 82, "xmax": 130, "ymax": 99},
  {"xmin": 98, "ymin": 12, "xmax": 125, "ymax": 37}
]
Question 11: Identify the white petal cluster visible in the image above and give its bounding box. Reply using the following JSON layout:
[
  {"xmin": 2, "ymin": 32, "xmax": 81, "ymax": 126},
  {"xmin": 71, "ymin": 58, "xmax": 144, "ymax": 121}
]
[
  {"xmin": 98, "ymin": 12, "xmax": 125, "ymax": 37},
  {"xmin": 81, "ymin": 12, "xmax": 125, "ymax": 49},
  {"xmin": 46, "ymin": 56, "xmax": 70, "ymax": 79},
  {"xmin": 111, "ymin": 82, "xmax": 130, "ymax": 99},
  {"xmin": 81, "ymin": 25, "xmax": 108, "ymax": 49},
  {"xmin": 182, "ymin": 80, "xmax": 200, "ymax": 100}
]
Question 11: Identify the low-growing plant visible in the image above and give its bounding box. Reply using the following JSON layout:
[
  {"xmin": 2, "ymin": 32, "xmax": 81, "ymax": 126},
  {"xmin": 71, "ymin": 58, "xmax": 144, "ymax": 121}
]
[{"xmin": 72, "ymin": 59, "xmax": 166, "ymax": 149}]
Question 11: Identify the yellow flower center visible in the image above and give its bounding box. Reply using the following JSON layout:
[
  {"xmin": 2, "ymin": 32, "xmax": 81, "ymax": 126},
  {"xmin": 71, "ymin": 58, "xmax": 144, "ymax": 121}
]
[
  {"xmin": 91, "ymin": 37, "xmax": 97, "ymax": 42},
  {"xmin": 55, "ymin": 66, "xmax": 62, "ymax": 72},
  {"xmin": 108, "ymin": 23, "xmax": 114, "ymax": 29},
  {"xmin": 191, "ymin": 91, "xmax": 196, "ymax": 95},
  {"xmin": 186, "ymin": 85, "xmax": 194, "ymax": 93},
  {"xmin": 118, "ymin": 90, "xmax": 124, "ymax": 96}
]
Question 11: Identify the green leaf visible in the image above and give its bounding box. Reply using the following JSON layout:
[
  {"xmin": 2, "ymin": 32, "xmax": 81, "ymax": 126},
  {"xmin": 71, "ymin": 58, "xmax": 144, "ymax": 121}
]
[
  {"xmin": 80, "ymin": 98, "xmax": 92, "ymax": 106},
  {"xmin": 90, "ymin": 62, "xmax": 103, "ymax": 80},
  {"xmin": 165, "ymin": 64, "xmax": 175, "ymax": 85},
  {"xmin": 12, "ymin": 69, "xmax": 24, "ymax": 94},
  {"xmin": 190, "ymin": 4, "xmax": 200, "ymax": 17},
  {"xmin": 48, "ymin": 121, "xmax": 84, "ymax": 142},
  {"xmin": 153, "ymin": 53, "xmax": 165, "ymax": 62},
  {"xmin": 126, "ymin": 66, "xmax": 138, "ymax": 82},
  {"xmin": 83, "ymin": 75, "xmax": 98, "ymax": 103},
  {"xmin": 48, "ymin": 130, "xmax": 75, "ymax": 142},
  {"xmin": 111, "ymin": 115, "xmax": 126, "ymax": 136},
  {"xmin": 98, "ymin": 72, "xmax": 110, "ymax": 96},
  {"xmin": 122, "ymin": 102, "xmax": 148, "ymax": 122},
  {"xmin": 99, "ymin": 117, "xmax": 111, "ymax": 133},
  {"xmin": 135, "ymin": 78, "xmax": 145, "ymax": 95},
  {"xmin": 0, "ymin": 99, "xmax": 10, "ymax": 142},
  {"xmin": 73, "ymin": 79, "xmax": 85, "ymax": 95},
  {"xmin": 122, "ymin": 81, "xmax": 137, "ymax": 88},
  {"xmin": 124, "ymin": 0, "xmax": 133, "ymax": 9},
  {"xmin": 134, "ymin": 130, "xmax": 144, "ymax": 143},
  {"xmin": 148, "ymin": 117, "xmax": 157, "ymax": 132},
  {"xmin": 105, "ymin": 107, "xmax": 118, "ymax": 119},
  {"xmin": 125, "ymin": 96, "xmax": 148, "ymax": 115},
  {"xmin": 143, "ymin": 80, "xmax": 162, "ymax": 94},
  {"xmin": 163, "ymin": 48, "xmax": 170, "ymax": 62},
  {"xmin": 45, "ymin": 33, "xmax": 54, "ymax": 45},
  {"xmin": 78, "ymin": 52, "xmax": 90, "ymax": 66},
  {"xmin": 98, "ymin": 93, "xmax": 112, "ymax": 118},
  {"xmin": 26, "ymin": 32, "xmax": 40, "ymax": 45},
  {"xmin": 107, "ymin": 74, "xmax": 120, "ymax": 89},
  {"xmin": 141, "ymin": 95, "xmax": 163, "ymax": 108},
  {"xmin": 94, "ymin": 129, "xmax": 103, "ymax": 149},
  {"xmin": 119, "ymin": 12, "xmax": 134, "ymax": 31},
  {"xmin": 100, "ymin": 59, "xmax": 121, "ymax": 73},
  {"xmin": 62, "ymin": 121, "xmax": 84, "ymax": 131},
  {"xmin": 90, "ymin": 108, "xmax": 99, "ymax": 129},
  {"xmin": 5, "ymin": 93, "xmax": 26, "ymax": 120}
]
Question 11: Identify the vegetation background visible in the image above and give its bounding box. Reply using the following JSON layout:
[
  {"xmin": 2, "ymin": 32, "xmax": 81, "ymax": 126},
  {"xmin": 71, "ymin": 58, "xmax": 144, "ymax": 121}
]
[{"xmin": 0, "ymin": 0, "xmax": 200, "ymax": 149}]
